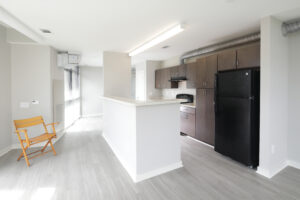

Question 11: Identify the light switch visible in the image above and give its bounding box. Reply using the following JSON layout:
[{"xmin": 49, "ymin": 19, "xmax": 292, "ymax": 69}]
[{"xmin": 20, "ymin": 102, "xmax": 30, "ymax": 108}]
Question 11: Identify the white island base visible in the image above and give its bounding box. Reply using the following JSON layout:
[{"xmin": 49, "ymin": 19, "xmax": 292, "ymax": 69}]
[{"xmin": 103, "ymin": 96, "xmax": 182, "ymax": 182}]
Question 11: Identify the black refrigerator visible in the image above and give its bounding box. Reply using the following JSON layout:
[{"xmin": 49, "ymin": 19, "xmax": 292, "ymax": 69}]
[{"xmin": 215, "ymin": 69, "xmax": 260, "ymax": 168}]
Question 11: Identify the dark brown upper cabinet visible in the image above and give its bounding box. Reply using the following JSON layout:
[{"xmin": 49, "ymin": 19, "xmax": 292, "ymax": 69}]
[
  {"xmin": 170, "ymin": 66, "xmax": 178, "ymax": 78},
  {"xmin": 217, "ymin": 49, "xmax": 237, "ymax": 71},
  {"xmin": 170, "ymin": 64, "xmax": 186, "ymax": 78},
  {"xmin": 236, "ymin": 43, "xmax": 260, "ymax": 69},
  {"xmin": 186, "ymin": 62, "xmax": 198, "ymax": 88},
  {"xmin": 155, "ymin": 68, "xmax": 173, "ymax": 89},
  {"xmin": 196, "ymin": 57, "xmax": 206, "ymax": 88},
  {"xmin": 155, "ymin": 69, "xmax": 162, "ymax": 89},
  {"xmin": 155, "ymin": 42, "xmax": 260, "ymax": 89},
  {"xmin": 178, "ymin": 64, "xmax": 187, "ymax": 78},
  {"xmin": 196, "ymin": 55, "xmax": 217, "ymax": 89},
  {"xmin": 204, "ymin": 55, "xmax": 217, "ymax": 88}
]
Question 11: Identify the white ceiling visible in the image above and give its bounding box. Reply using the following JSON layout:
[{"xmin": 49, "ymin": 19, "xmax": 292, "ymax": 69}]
[{"xmin": 0, "ymin": 0, "xmax": 300, "ymax": 66}]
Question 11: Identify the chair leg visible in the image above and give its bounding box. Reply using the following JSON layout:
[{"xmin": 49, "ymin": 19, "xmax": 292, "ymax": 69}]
[
  {"xmin": 17, "ymin": 146, "xmax": 28, "ymax": 161},
  {"xmin": 49, "ymin": 139, "xmax": 56, "ymax": 155},
  {"xmin": 17, "ymin": 152, "xmax": 23, "ymax": 161},
  {"xmin": 41, "ymin": 140, "xmax": 50, "ymax": 152},
  {"xmin": 20, "ymin": 144, "xmax": 30, "ymax": 167}
]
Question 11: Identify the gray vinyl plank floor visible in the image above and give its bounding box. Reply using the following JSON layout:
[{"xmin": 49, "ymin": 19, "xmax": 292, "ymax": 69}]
[{"xmin": 0, "ymin": 117, "xmax": 299, "ymax": 200}]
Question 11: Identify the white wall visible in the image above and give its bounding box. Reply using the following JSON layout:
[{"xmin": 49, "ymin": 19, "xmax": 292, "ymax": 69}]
[
  {"xmin": 287, "ymin": 31, "xmax": 300, "ymax": 167},
  {"xmin": 0, "ymin": 25, "xmax": 11, "ymax": 154},
  {"xmin": 134, "ymin": 62, "xmax": 146, "ymax": 100},
  {"xmin": 146, "ymin": 61, "xmax": 162, "ymax": 99},
  {"xmin": 51, "ymin": 48, "xmax": 65, "ymax": 132},
  {"xmin": 6, "ymin": 28, "xmax": 36, "ymax": 44},
  {"xmin": 161, "ymin": 56, "xmax": 181, "ymax": 68},
  {"xmin": 258, "ymin": 16, "xmax": 289, "ymax": 178},
  {"xmin": 103, "ymin": 52, "xmax": 131, "ymax": 98},
  {"xmin": 11, "ymin": 44, "xmax": 53, "ymax": 144},
  {"xmin": 133, "ymin": 60, "xmax": 162, "ymax": 100},
  {"xmin": 80, "ymin": 66, "xmax": 103, "ymax": 117}
]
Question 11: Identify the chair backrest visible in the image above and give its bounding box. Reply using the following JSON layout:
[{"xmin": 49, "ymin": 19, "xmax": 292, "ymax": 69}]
[{"xmin": 14, "ymin": 116, "xmax": 46, "ymax": 130}]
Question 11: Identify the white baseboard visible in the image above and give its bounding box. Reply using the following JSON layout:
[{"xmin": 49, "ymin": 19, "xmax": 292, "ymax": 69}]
[
  {"xmin": 103, "ymin": 132, "xmax": 183, "ymax": 183},
  {"xmin": 257, "ymin": 161, "xmax": 288, "ymax": 178},
  {"xmin": 136, "ymin": 161, "xmax": 183, "ymax": 182},
  {"xmin": 256, "ymin": 167, "xmax": 272, "ymax": 178},
  {"xmin": 187, "ymin": 136, "xmax": 214, "ymax": 148},
  {"xmin": 0, "ymin": 145, "xmax": 11, "ymax": 157},
  {"xmin": 287, "ymin": 160, "xmax": 300, "ymax": 170},
  {"xmin": 81, "ymin": 113, "xmax": 103, "ymax": 118}
]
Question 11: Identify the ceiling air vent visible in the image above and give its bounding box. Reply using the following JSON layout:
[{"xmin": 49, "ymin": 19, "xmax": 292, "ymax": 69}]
[{"xmin": 57, "ymin": 52, "xmax": 80, "ymax": 68}]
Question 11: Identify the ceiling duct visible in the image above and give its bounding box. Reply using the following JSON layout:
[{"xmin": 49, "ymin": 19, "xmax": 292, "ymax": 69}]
[
  {"xmin": 282, "ymin": 19, "xmax": 300, "ymax": 36},
  {"xmin": 180, "ymin": 32, "xmax": 260, "ymax": 64}
]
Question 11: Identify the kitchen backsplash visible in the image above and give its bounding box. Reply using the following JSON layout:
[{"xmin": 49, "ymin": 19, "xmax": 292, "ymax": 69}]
[{"xmin": 162, "ymin": 81, "xmax": 196, "ymax": 99}]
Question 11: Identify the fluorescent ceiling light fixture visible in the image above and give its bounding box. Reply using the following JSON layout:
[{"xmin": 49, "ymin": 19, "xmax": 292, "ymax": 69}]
[{"xmin": 129, "ymin": 24, "xmax": 184, "ymax": 56}]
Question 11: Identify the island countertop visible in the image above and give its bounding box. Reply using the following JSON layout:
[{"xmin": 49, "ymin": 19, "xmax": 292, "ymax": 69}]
[
  {"xmin": 102, "ymin": 95, "xmax": 182, "ymax": 182},
  {"xmin": 101, "ymin": 96, "xmax": 183, "ymax": 107}
]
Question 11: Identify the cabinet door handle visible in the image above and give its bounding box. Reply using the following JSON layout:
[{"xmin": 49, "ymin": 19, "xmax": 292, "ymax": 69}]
[{"xmin": 237, "ymin": 59, "xmax": 239, "ymax": 66}]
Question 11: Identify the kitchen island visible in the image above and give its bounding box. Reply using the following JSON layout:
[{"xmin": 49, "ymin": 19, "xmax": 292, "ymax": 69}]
[{"xmin": 102, "ymin": 96, "xmax": 182, "ymax": 182}]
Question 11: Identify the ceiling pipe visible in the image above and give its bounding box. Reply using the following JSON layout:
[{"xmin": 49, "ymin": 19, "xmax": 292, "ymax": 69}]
[
  {"xmin": 180, "ymin": 32, "xmax": 260, "ymax": 64},
  {"xmin": 282, "ymin": 19, "xmax": 300, "ymax": 36}
]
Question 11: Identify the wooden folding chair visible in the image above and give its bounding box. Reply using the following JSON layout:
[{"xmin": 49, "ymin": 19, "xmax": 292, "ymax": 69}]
[{"xmin": 13, "ymin": 116, "xmax": 59, "ymax": 167}]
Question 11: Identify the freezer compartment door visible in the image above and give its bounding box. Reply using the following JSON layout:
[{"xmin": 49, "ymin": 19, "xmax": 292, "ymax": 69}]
[{"xmin": 216, "ymin": 69, "xmax": 252, "ymax": 98}]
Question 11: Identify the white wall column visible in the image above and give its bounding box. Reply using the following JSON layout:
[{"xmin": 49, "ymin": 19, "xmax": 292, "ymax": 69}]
[
  {"xmin": 258, "ymin": 16, "xmax": 289, "ymax": 178},
  {"xmin": 103, "ymin": 52, "xmax": 131, "ymax": 98},
  {"xmin": 146, "ymin": 61, "xmax": 162, "ymax": 99}
]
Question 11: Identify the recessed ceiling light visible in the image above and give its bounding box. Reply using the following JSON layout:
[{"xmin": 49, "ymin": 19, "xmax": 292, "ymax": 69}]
[
  {"xmin": 129, "ymin": 24, "xmax": 184, "ymax": 56},
  {"xmin": 40, "ymin": 29, "xmax": 51, "ymax": 34}
]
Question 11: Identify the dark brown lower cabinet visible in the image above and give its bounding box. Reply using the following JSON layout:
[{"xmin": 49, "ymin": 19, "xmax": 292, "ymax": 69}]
[
  {"xmin": 196, "ymin": 89, "xmax": 215, "ymax": 146},
  {"xmin": 180, "ymin": 106, "xmax": 195, "ymax": 137}
]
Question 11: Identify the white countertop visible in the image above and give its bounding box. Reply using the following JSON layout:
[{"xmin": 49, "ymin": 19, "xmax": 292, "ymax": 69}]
[
  {"xmin": 180, "ymin": 103, "xmax": 196, "ymax": 108},
  {"xmin": 101, "ymin": 96, "xmax": 183, "ymax": 107}
]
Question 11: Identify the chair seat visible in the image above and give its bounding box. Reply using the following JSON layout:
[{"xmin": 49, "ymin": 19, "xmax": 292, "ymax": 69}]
[{"xmin": 22, "ymin": 133, "xmax": 56, "ymax": 144}]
